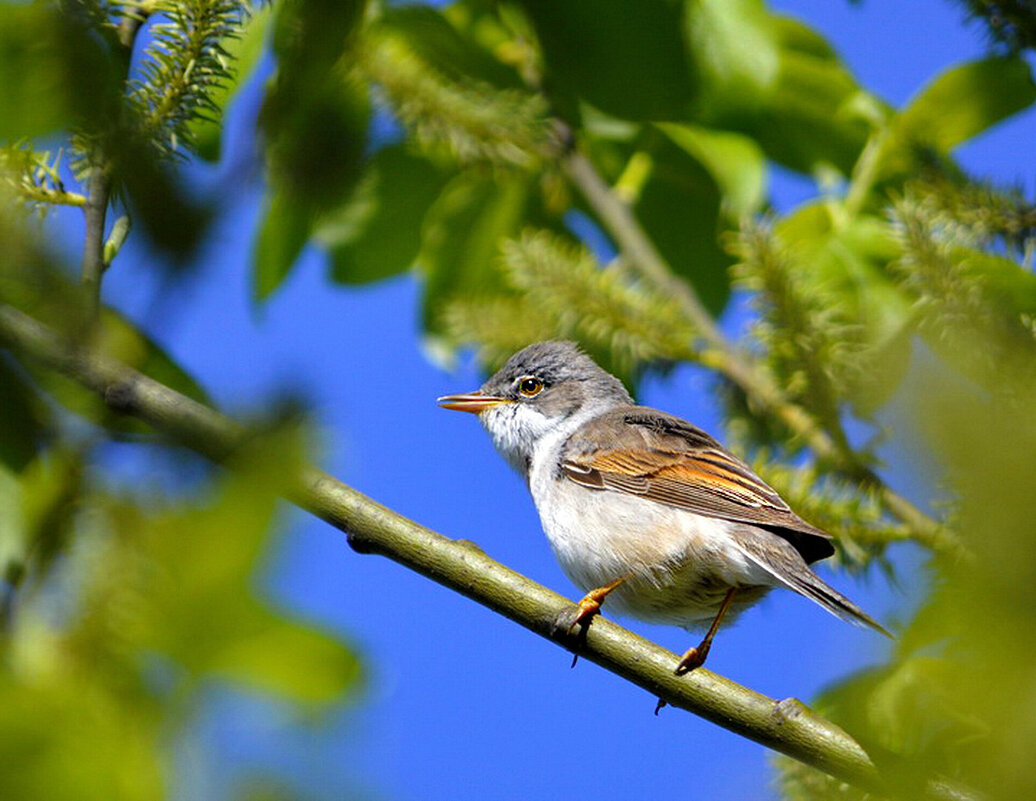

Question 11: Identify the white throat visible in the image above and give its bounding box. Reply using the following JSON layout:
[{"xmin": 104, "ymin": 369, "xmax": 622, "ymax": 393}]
[{"xmin": 480, "ymin": 401, "xmax": 606, "ymax": 482}]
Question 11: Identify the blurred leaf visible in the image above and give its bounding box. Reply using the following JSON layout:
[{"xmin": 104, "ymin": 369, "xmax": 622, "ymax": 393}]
[
  {"xmin": 374, "ymin": 4, "xmax": 525, "ymax": 90},
  {"xmin": 0, "ymin": 682, "xmax": 164, "ymax": 801},
  {"xmin": 362, "ymin": 5, "xmax": 549, "ymax": 168},
  {"xmin": 631, "ymin": 134, "xmax": 732, "ymax": 314},
  {"xmin": 134, "ymin": 432, "xmax": 362, "ymax": 704},
  {"xmin": 253, "ymin": 189, "xmax": 312, "ymax": 301},
  {"xmin": 316, "ymin": 145, "xmax": 452, "ymax": 285},
  {"xmin": 210, "ymin": 614, "xmax": 362, "ymax": 703},
  {"xmin": 115, "ymin": 148, "xmax": 213, "ymax": 262},
  {"xmin": 190, "ymin": 5, "xmax": 274, "ymax": 162},
  {"xmin": 418, "ymin": 169, "xmax": 534, "ymax": 340},
  {"xmin": 687, "ymin": 2, "xmax": 873, "ymax": 174},
  {"xmin": 684, "ymin": 0, "xmax": 780, "ymax": 117},
  {"xmin": 659, "ymin": 123, "xmax": 768, "ymax": 218},
  {"xmin": 260, "ymin": 76, "xmax": 370, "ymax": 221},
  {"xmin": 518, "ymin": 0, "xmax": 696, "ymax": 121},
  {"xmin": 256, "ymin": 0, "xmax": 370, "ymax": 301},
  {"xmin": 774, "ymin": 204, "xmax": 912, "ymax": 414},
  {"xmin": 0, "ymin": 5, "xmax": 72, "ymax": 138},
  {"xmin": 0, "ymin": 5, "xmax": 117, "ymax": 140},
  {"xmin": 884, "ymin": 57, "xmax": 1036, "ymax": 178},
  {"xmin": 0, "ymin": 355, "xmax": 46, "ymax": 472},
  {"xmin": 0, "ymin": 437, "xmax": 360, "ymax": 801}
]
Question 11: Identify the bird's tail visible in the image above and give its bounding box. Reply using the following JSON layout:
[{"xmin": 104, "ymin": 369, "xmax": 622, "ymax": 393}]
[{"xmin": 733, "ymin": 529, "xmax": 893, "ymax": 638}]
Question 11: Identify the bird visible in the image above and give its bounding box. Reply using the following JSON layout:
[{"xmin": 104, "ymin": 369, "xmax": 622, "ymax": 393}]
[{"xmin": 438, "ymin": 341, "xmax": 890, "ymax": 674}]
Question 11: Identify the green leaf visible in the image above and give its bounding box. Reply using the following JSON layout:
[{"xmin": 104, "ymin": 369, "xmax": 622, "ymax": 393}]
[
  {"xmin": 316, "ymin": 145, "xmax": 452, "ymax": 285},
  {"xmin": 0, "ymin": 6, "xmax": 69, "ymax": 138},
  {"xmin": 684, "ymin": 0, "xmax": 780, "ymax": 117},
  {"xmin": 686, "ymin": 2, "xmax": 873, "ymax": 174},
  {"xmin": 253, "ymin": 190, "xmax": 312, "ymax": 301},
  {"xmin": 374, "ymin": 4, "xmax": 525, "ymax": 90},
  {"xmin": 518, "ymin": 0, "xmax": 696, "ymax": 121},
  {"xmin": 632, "ymin": 135, "xmax": 732, "ymax": 315},
  {"xmin": 211, "ymin": 613, "xmax": 362, "ymax": 703},
  {"xmin": 658, "ymin": 123, "xmax": 767, "ymax": 218},
  {"xmin": 878, "ymin": 57, "xmax": 1036, "ymax": 180},
  {"xmin": 0, "ymin": 355, "xmax": 47, "ymax": 472},
  {"xmin": 775, "ymin": 204, "xmax": 912, "ymax": 414},
  {"xmin": 256, "ymin": 0, "xmax": 371, "ymax": 301},
  {"xmin": 190, "ymin": 6, "xmax": 274, "ymax": 161},
  {"xmin": 418, "ymin": 170, "xmax": 533, "ymax": 341},
  {"xmin": 900, "ymin": 57, "xmax": 1036, "ymax": 152},
  {"xmin": 138, "ymin": 435, "xmax": 362, "ymax": 704}
]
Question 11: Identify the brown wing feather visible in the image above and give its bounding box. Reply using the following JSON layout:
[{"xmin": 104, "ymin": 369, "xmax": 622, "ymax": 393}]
[{"xmin": 560, "ymin": 407, "xmax": 835, "ymax": 564}]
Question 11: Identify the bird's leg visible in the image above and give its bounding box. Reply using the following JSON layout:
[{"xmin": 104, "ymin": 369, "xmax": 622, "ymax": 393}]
[
  {"xmin": 553, "ymin": 575, "xmax": 629, "ymax": 667},
  {"xmin": 561, "ymin": 575, "xmax": 628, "ymax": 632},
  {"xmin": 674, "ymin": 587, "xmax": 738, "ymax": 675}
]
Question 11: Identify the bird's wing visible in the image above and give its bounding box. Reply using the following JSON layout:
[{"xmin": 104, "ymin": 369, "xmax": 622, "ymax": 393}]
[{"xmin": 559, "ymin": 407, "xmax": 835, "ymax": 564}]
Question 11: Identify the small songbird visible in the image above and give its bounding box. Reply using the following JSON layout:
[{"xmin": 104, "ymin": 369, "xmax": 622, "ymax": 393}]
[{"xmin": 438, "ymin": 341, "xmax": 889, "ymax": 674}]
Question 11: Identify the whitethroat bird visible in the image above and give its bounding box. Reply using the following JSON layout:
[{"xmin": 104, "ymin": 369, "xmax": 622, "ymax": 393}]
[{"xmin": 438, "ymin": 341, "xmax": 890, "ymax": 675}]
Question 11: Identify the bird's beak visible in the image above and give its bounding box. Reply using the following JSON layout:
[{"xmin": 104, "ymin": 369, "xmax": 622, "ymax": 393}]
[{"xmin": 437, "ymin": 391, "xmax": 513, "ymax": 414}]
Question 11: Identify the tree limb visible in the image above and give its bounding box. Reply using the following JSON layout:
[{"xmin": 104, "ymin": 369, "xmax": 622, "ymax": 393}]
[
  {"xmin": 561, "ymin": 145, "xmax": 963, "ymax": 559},
  {"xmin": 0, "ymin": 302, "xmax": 971, "ymax": 800}
]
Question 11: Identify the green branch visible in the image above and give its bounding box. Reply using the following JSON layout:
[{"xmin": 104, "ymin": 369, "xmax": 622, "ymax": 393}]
[
  {"xmin": 0, "ymin": 301, "xmax": 974, "ymax": 800},
  {"xmin": 561, "ymin": 140, "xmax": 964, "ymax": 559}
]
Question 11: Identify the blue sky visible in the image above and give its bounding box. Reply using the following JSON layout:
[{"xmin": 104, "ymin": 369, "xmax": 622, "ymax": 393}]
[{"xmin": 79, "ymin": 1, "xmax": 1036, "ymax": 798}]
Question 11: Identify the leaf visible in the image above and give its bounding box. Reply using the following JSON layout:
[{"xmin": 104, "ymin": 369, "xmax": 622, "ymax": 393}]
[
  {"xmin": 0, "ymin": 355, "xmax": 47, "ymax": 472},
  {"xmin": 684, "ymin": 0, "xmax": 780, "ymax": 117},
  {"xmin": 316, "ymin": 145, "xmax": 451, "ymax": 285},
  {"xmin": 518, "ymin": 0, "xmax": 696, "ymax": 121},
  {"xmin": 775, "ymin": 204, "xmax": 912, "ymax": 414},
  {"xmin": 902, "ymin": 57, "xmax": 1036, "ymax": 152},
  {"xmin": 0, "ymin": 6, "xmax": 116, "ymax": 140},
  {"xmin": 878, "ymin": 57, "xmax": 1036, "ymax": 180},
  {"xmin": 210, "ymin": 614, "xmax": 363, "ymax": 703},
  {"xmin": 374, "ymin": 4, "xmax": 524, "ymax": 90},
  {"xmin": 632, "ymin": 135, "xmax": 732, "ymax": 315},
  {"xmin": 137, "ymin": 433, "xmax": 362, "ymax": 704},
  {"xmin": 686, "ymin": 2, "xmax": 873, "ymax": 174},
  {"xmin": 659, "ymin": 122, "xmax": 767, "ymax": 218},
  {"xmin": 418, "ymin": 170, "xmax": 533, "ymax": 341},
  {"xmin": 190, "ymin": 5, "xmax": 274, "ymax": 161},
  {"xmin": 256, "ymin": 0, "xmax": 371, "ymax": 301},
  {"xmin": 253, "ymin": 190, "xmax": 312, "ymax": 301}
]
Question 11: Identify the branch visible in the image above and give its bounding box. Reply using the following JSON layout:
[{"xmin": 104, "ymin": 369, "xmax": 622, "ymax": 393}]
[
  {"xmin": 561, "ymin": 145, "xmax": 964, "ymax": 559},
  {"xmin": 0, "ymin": 302, "xmax": 971, "ymax": 801},
  {"xmin": 80, "ymin": 6, "xmax": 154, "ymax": 318},
  {"xmin": 81, "ymin": 168, "xmax": 111, "ymax": 316}
]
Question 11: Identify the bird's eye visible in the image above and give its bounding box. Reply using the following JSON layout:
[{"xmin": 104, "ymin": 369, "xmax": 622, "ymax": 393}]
[{"xmin": 517, "ymin": 376, "xmax": 544, "ymax": 397}]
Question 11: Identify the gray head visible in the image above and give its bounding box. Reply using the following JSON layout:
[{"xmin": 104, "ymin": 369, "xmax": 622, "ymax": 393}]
[{"xmin": 438, "ymin": 341, "xmax": 633, "ymax": 477}]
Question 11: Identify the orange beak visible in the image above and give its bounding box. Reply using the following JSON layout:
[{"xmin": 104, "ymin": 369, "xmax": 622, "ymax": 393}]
[{"xmin": 437, "ymin": 391, "xmax": 513, "ymax": 414}]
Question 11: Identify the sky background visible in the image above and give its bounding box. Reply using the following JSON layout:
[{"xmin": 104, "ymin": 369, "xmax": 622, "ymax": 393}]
[{"xmin": 64, "ymin": 1, "xmax": 1036, "ymax": 798}]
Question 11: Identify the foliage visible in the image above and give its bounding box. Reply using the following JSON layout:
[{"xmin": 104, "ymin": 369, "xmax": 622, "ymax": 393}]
[
  {"xmin": 2, "ymin": 0, "xmax": 1036, "ymax": 798},
  {"xmin": 0, "ymin": 2, "xmax": 362, "ymax": 798}
]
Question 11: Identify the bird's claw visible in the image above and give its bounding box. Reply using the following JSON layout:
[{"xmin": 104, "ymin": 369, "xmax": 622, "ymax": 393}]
[{"xmin": 673, "ymin": 643, "xmax": 710, "ymax": 675}]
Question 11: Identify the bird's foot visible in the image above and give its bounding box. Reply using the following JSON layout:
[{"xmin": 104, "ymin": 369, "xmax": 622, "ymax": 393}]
[
  {"xmin": 673, "ymin": 642, "xmax": 711, "ymax": 675},
  {"xmin": 552, "ymin": 595, "xmax": 603, "ymax": 637},
  {"xmin": 552, "ymin": 596, "xmax": 605, "ymax": 667}
]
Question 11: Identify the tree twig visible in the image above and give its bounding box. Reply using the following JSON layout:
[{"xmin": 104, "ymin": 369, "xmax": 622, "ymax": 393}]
[
  {"xmin": 561, "ymin": 144, "xmax": 963, "ymax": 559},
  {"xmin": 0, "ymin": 301, "xmax": 972, "ymax": 801},
  {"xmin": 80, "ymin": 5, "xmax": 154, "ymax": 319},
  {"xmin": 81, "ymin": 168, "xmax": 111, "ymax": 317}
]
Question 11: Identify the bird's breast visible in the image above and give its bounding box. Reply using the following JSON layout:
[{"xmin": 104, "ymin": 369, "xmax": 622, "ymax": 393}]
[{"xmin": 529, "ymin": 458, "xmax": 775, "ymax": 628}]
